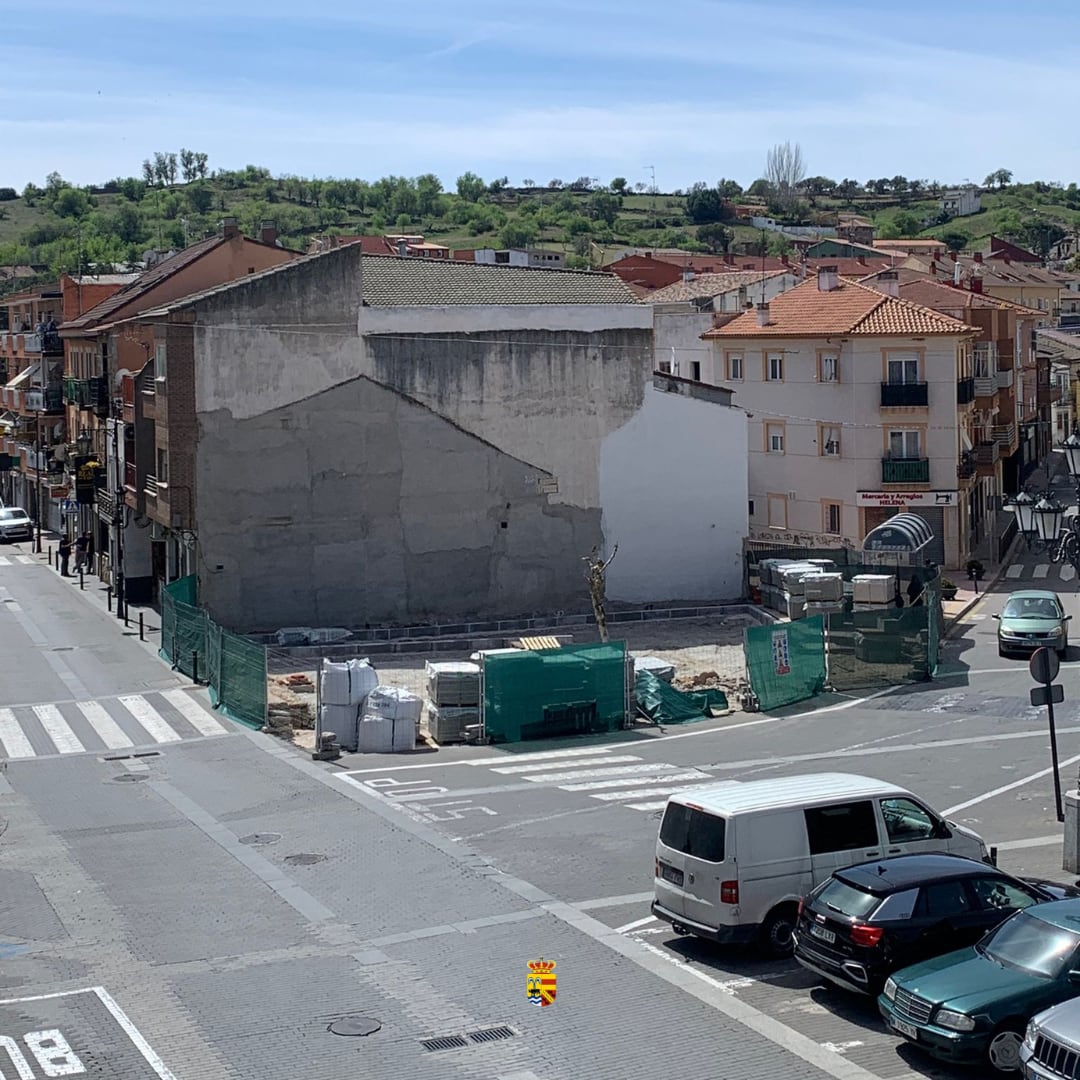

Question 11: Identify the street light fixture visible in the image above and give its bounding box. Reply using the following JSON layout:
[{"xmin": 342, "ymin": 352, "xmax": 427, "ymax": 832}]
[
  {"xmin": 1034, "ymin": 496, "xmax": 1065, "ymax": 544},
  {"xmin": 1005, "ymin": 487, "xmax": 1066, "ymax": 554},
  {"xmin": 1007, "ymin": 489, "xmax": 1036, "ymax": 536}
]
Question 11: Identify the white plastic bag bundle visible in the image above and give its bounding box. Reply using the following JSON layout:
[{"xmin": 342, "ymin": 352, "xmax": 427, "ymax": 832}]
[
  {"xmin": 320, "ymin": 661, "xmax": 352, "ymax": 707},
  {"xmin": 356, "ymin": 714, "xmax": 394, "ymax": 753},
  {"xmin": 365, "ymin": 686, "xmax": 422, "ymax": 724},
  {"xmin": 347, "ymin": 658, "xmax": 379, "ymax": 706}
]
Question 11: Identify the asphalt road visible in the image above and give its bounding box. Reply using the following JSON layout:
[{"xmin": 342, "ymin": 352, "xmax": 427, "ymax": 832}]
[{"xmin": 5, "ymin": 531, "xmax": 1080, "ymax": 1080}]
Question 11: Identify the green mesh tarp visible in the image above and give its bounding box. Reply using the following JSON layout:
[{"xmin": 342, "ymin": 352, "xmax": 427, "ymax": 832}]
[
  {"xmin": 745, "ymin": 616, "xmax": 827, "ymax": 711},
  {"xmin": 634, "ymin": 670, "xmax": 727, "ymax": 724},
  {"xmin": 483, "ymin": 641, "xmax": 627, "ymax": 744},
  {"xmin": 159, "ymin": 574, "xmax": 266, "ymax": 730}
]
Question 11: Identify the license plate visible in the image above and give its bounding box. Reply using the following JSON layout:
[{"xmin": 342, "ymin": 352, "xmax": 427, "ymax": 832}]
[
  {"xmin": 660, "ymin": 863, "xmax": 683, "ymax": 886},
  {"xmin": 809, "ymin": 923, "xmax": 836, "ymax": 944},
  {"xmin": 891, "ymin": 1017, "xmax": 919, "ymax": 1041}
]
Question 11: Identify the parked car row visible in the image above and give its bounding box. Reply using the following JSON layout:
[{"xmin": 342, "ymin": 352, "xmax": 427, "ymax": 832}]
[{"xmin": 650, "ymin": 773, "xmax": 1080, "ymax": 1074}]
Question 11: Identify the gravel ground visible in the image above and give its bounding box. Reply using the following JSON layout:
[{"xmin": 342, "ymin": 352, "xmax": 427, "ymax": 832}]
[{"xmin": 267, "ymin": 614, "xmax": 755, "ymax": 749}]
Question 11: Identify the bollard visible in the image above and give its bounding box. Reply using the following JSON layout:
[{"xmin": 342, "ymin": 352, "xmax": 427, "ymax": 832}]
[
  {"xmin": 106, "ymin": 586, "xmax": 113, "ymax": 612},
  {"xmin": 139, "ymin": 612, "xmax": 144, "ymax": 641},
  {"xmin": 123, "ymin": 604, "xmax": 129, "ymax": 628},
  {"xmin": 79, "ymin": 569, "xmax": 84, "ymax": 590},
  {"xmin": 990, "ymin": 845, "xmax": 998, "ymax": 867},
  {"xmin": 192, "ymin": 651, "xmax": 200, "ymax": 685},
  {"xmin": 48, "ymin": 546, "xmax": 53, "ymax": 567}
]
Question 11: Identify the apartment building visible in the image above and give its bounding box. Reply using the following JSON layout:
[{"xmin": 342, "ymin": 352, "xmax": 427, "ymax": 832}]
[{"xmin": 702, "ymin": 266, "xmax": 978, "ymax": 567}]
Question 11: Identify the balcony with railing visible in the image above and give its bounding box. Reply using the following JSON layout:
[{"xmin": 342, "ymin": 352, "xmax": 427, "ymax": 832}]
[
  {"xmin": 121, "ymin": 375, "xmax": 135, "ymax": 422},
  {"xmin": 956, "ymin": 376, "xmax": 976, "ymax": 406},
  {"xmin": 995, "ymin": 368, "xmax": 1015, "ymax": 390},
  {"xmin": 880, "ymin": 382, "xmax": 929, "ymax": 407},
  {"xmin": 881, "ymin": 456, "xmax": 930, "ymax": 484},
  {"xmin": 1037, "ymin": 381, "xmax": 1064, "ymax": 405},
  {"xmin": 992, "ymin": 423, "xmax": 1017, "ymax": 455},
  {"xmin": 124, "ymin": 461, "xmax": 137, "ymax": 492}
]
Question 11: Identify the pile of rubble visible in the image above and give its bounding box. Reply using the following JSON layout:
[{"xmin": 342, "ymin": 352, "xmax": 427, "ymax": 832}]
[{"xmin": 266, "ymin": 673, "xmax": 315, "ymax": 738}]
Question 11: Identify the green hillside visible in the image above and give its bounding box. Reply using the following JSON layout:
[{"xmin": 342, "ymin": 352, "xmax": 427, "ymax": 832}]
[{"xmin": 3, "ymin": 159, "xmax": 1078, "ymax": 297}]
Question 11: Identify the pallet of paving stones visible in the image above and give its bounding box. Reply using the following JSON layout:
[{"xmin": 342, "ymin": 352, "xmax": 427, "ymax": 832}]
[
  {"xmin": 424, "ymin": 661, "xmax": 481, "ymax": 707},
  {"xmin": 422, "ymin": 704, "xmax": 479, "ymax": 745}
]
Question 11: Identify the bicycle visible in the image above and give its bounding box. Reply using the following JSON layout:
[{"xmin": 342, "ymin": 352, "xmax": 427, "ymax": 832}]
[{"xmin": 1049, "ymin": 523, "xmax": 1080, "ymax": 566}]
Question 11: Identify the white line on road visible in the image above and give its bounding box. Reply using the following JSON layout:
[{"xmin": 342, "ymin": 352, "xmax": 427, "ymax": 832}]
[
  {"xmin": 996, "ymin": 834, "xmax": 1062, "ymax": 851},
  {"xmin": 91, "ymin": 987, "xmax": 181, "ymax": 1080},
  {"xmin": 572, "ymin": 892, "xmax": 654, "ymax": 910},
  {"xmin": 944, "ymin": 752, "xmax": 1080, "ymax": 815},
  {"xmin": 0, "ymin": 706, "xmax": 35, "ymax": 758},
  {"xmin": 521, "ymin": 763, "xmax": 694, "ymax": 783},
  {"xmin": 592, "ymin": 784, "xmax": 714, "ymax": 802},
  {"xmin": 472, "ymin": 746, "xmax": 618, "ymax": 765},
  {"xmin": 32, "ymin": 703, "xmax": 84, "ymax": 754},
  {"xmin": 1006, "ymin": 564, "xmax": 1024, "ymax": 579},
  {"xmin": 614, "ymin": 916, "xmax": 658, "ymax": 934},
  {"xmin": 490, "ymin": 754, "xmax": 640, "ymax": 774},
  {"xmin": 75, "ymin": 700, "xmax": 133, "ymax": 750},
  {"xmin": 15, "ymin": 555, "xmax": 33, "ymax": 565},
  {"xmin": 626, "ymin": 801, "xmax": 670, "ymax": 811},
  {"xmin": 0, "ymin": 556, "xmax": 9, "ymax": 565},
  {"xmin": 560, "ymin": 771, "xmax": 710, "ymax": 791},
  {"xmin": 159, "ymin": 689, "xmax": 228, "ymax": 736},
  {"xmin": 118, "ymin": 695, "xmax": 182, "ymax": 743},
  {"xmin": 1034, "ymin": 564, "xmax": 1050, "ymax": 578}
]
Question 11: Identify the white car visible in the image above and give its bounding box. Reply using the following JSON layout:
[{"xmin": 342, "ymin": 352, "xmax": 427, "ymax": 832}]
[{"xmin": 0, "ymin": 507, "xmax": 33, "ymax": 542}]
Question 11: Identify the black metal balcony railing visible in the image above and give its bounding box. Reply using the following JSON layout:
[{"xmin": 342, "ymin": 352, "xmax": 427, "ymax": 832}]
[
  {"xmin": 956, "ymin": 377, "xmax": 975, "ymax": 405},
  {"xmin": 880, "ymin": 381, "xmax": 929, "ymax": 407},
  {"xmin": 957, "ymin": 458, "xmax": 977, "ymax": 480},
  {"xmin": 882, "ymin": 457, "xmax": 930, "ymax": 484},
  {"xmin": 88, "ymin": 376, "xmax": 109, "ymax": 414},
  {"xmin": 44, "ymin": 385, "xmax": 63, "ymax": 412}
]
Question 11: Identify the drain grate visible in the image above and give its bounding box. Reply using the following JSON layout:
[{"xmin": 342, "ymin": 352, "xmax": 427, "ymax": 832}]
[
  {"xmin": 239, "ymin": 833, "xmax": 282, "ymax": 846},
  {"xmin": 420, "ymin": 1035, "xmax": 469, "ymax": 1053},
  {"xmin": 283, "ymin": 853, "xmax": 326, "ymax": 865},
  {"xmin": 466, "ymin": 1026, "xmax": 516, "ymax": 1044},
  {"xmin": 104, "ymin": 751, "xmax": 161, "ymax": 762}
]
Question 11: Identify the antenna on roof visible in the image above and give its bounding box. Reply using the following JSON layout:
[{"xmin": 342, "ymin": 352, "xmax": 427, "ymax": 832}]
[{"xmin": 760, "ymin": 229, "xmax": 767, "ymax": 306}]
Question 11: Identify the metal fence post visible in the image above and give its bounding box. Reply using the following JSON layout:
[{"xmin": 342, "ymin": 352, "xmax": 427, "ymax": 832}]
[
  {"xmin": 107, "ymin": 585, "xmax": 112, "ymax": 612},
  {"xmin": 48, "ymin": 545, "xmax": 53, "ymax": 567},
  {"xmin": 314, "ymin": 656, "xmax": 323, "ymax": 749},
  {"xmin": 192, "ymin": 651, "xmax": 199, "ymax": 685},
  {"xmin": 79, "ymin": 568, "xmax": 84, "ymax": 590},
  {"xmin": 139, "ymin": 612, "xmax": 144, "ymax": 641}
]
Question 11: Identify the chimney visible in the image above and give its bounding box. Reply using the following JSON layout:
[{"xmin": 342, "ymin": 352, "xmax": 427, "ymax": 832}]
[
  {"xmin": 221, "ymin": 217, "xmax": 239, "ymax": 239},
  {"xmin": 757, "ymin": 303, "xmax": 771, "ymax": 327},
  {"xmin": 953, "ymin": 261, "xmax": 961, "ymax": 286},
  {"xmin": 930, "ymin": 261, "xmax": 937, "ymax": 277},
  {"xmin": 817, "ymin": 264, "xmax": 839, "ymax": 292},
  {"xmin": 971, "ymin": 274, "xmax": 984, "ymax": 294},
  {"xmin": 724, "ymin": 253, "xmax": 734, "ymax": 265},
  {"xmin": 259, "ymin": 221, "xmax": 277, "ymax": 246},
  {"xmin": 682, "ymin": 267, "xmax": 694, "ymax": 283},
  {"xmin": 397, "ymin": 239, "xmax": 409, "ymax": 256},
  {"xmin": 781, "ymin": 254, "xmax": 789, "ymax": 266},
  {"xmin": 974, "ymin": 251, "xmax": 983, "ymax": 264},
  {"xmin": 878, "ymin": 270, "xmax": 900, "ymax": 298}
]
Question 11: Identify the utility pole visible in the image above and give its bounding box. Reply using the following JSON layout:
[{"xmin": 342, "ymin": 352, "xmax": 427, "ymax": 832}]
[
  {"xmin": 644, "ymin": 165, "xmax": 657, "ymax": 230},
  {"xmin": 35, "ymin": 407, "xmax": 43, "ymax": 553}
]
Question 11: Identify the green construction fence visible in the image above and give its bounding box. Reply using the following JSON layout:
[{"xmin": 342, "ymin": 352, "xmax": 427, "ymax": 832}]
[
  {"xmin": 744, "ymin": 616, "xmax": 828, "ymax": 712},
  {"xmin": 160, "ymin": 576, "xmax": 267, "ymax": 729}
]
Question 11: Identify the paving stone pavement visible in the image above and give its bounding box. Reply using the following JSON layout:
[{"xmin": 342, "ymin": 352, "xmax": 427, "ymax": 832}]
[{"xmin": 0, "ymin": 728, "xmax": 866, "ymax": 1079}]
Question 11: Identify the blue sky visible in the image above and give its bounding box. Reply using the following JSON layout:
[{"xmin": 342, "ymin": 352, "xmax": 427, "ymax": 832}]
[{"xmin": 4, "ymin": 0, "xmax": 1080, "ymax": 191}]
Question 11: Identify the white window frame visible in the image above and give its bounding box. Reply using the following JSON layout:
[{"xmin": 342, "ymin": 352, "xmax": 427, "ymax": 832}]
[
  {"xmin": 887, "ymin": 356, "xmax": 919, "ymax": 385},
  {"xmin": 766, "ymin": 422, "xmax": 785, "ymax": 454},
  {"xmin": 824, "ymin": 502, "xmax": 842, "ymax": 535},
  {"xmin": 889, "ymin": 429, "xmax": 922, "ymax": 459},
  {"xmin": 820, "ymin": 353, "xmax": 839, "ymax": 383},
  {"xmin": 155, "ymin": 342, "xmax": 167, "ymax": 383},
  {"xmin": 767, "ymin": 353, "xmax": 784, "ymax": 381},
  {"xmin": 728, "ymin": 353, "xmax": 744, "ymax": 381},
  {"xmin": 821, "ymin": 425, "xmax": 841, "ymax": 457}
]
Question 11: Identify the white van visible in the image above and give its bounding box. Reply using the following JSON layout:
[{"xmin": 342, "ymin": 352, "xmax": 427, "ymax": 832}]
[{"xmin": 652, "ymin": 773, "xmax": 988, "ymax": 957}]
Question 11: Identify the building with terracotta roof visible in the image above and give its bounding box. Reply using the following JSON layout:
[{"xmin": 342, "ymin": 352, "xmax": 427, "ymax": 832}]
[
  {"xmin": 700, "ymin": 266, "xmax": 981, "ymax": 566},
  {"xmin": 57, "ymin": 218, "xmax": 301, "ymax": 603},
  {"xmin": 115, "ymin": 247, "xmax": 747, "ymax": 627}
]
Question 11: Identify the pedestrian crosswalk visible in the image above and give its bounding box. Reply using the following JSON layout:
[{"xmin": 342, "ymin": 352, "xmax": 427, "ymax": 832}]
[
  {"xmin": 0, "ymin": 691, "xmax": 233, "ymax": 760},
  {"xmin": 1005, "ymin": 563, "xmax": 1078, "ymax": 583},
  {"xmin": 478, "ymin": 746, "xmax": 717, "ymax": 812},
  {"xmin": 0, "ymin": 555, "xmax": 36, "ymax": 566}
]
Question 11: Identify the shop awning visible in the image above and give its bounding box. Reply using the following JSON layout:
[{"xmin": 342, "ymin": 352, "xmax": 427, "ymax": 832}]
[
  {"xmin": 862, "ymin": 512, "xmax": 935, "ymax": 554},
  {"xmin": 4, "ymin": 363, "xmax": 40, "ymax": 390}
]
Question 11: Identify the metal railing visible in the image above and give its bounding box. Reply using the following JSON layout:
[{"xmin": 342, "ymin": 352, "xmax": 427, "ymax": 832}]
[
  {"xmin": 974, "ymin": 376, "xmax": 996, "ymax": 397},
  {"xmin": 124, "ymin": 461, "xmax": 137, "ymax": 490},
  {"xmin": 956, "ymin": 377, "xmax": 975, "ymax": 405},
  {"xmin": 995, "ymin": 368, "xmax": 1015, "ymax": 390},
  {"xmin": 992, "ymin": 423, "xmax": 1017, "ymax": 449},
  {"xmin": 880, "ymin": 382, "xmax": 929, "ymax": 407},
  {"xmin": 973, "ymin": 342, "xmax": 998, "ymax": 376},
  {"xmin": 144, "ymin": 474, "xmax": 158, "ymax": 497},
  {"xmin": 881, "ymin": 457, "xmax": 930, "ymax": 483}
]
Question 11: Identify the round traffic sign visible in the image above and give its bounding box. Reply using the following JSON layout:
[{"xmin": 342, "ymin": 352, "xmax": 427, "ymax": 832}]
[{"xmin": 1030, "ymin": 646, "xmax": 1060, "ymax": 686}]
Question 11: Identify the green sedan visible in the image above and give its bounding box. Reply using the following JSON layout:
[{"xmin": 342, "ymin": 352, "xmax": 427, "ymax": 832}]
[
  {"xmin": 994, "ymin": 590, "xmax": 1070, "ymax": 658},
  {"xmin": 879, "ymin": 901, "xmax": 1080, "ymax": 1073}
]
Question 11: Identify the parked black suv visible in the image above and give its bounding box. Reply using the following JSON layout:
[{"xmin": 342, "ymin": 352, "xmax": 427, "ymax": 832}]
[{"xmin": 793, "ymin": 853, "xmax": 1080, "ymax": 996}]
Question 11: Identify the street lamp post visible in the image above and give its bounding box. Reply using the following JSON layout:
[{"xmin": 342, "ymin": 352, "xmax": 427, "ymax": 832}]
[{"xmin": 1004, "ymin": 487, "xmax": 1065, "ymax": 555}]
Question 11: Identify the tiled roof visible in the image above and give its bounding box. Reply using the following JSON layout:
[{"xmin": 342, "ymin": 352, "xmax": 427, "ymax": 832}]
[
  {"xmin": 645, "ymin": 270, "xmax": 789, "ymax": 304},
  {"xmin": 358, "ymin": 255, "xmax": 640, "ymax": 306},
  {"xmin": 70, "ymin": 273, "xmax": 140, "ymax": 286},
  {"xmin": 61, "ymin": 234, "xmax": 227, "ymax": 330},
  {"xmin": 874, "ymin": 239, "xmax": 946, "ymax": 249},
  {"xmin": 884, "ymin": 276, "xmax": 1043, "ymax": 316},
  {"xmin": 702, "ymin": 277, "xmax": 975, "ymax": 339}
]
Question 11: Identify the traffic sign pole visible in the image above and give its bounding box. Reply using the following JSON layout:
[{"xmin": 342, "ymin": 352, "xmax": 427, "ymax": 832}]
[{"xmin": 1030, "ymin": 647, "xmax": 1065, "ymax": 823}]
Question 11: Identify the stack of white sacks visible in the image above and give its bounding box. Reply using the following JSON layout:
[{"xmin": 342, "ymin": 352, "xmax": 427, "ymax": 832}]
[
  {"xmin": 319, "ymin": 658, "xmax": 379, "ymax": 752},
  {"xmin": 360, "ymin": 686, "xmax": 423, "ymax": 754}
]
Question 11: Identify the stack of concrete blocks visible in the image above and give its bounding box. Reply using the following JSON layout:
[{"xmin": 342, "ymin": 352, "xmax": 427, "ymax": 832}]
[
  {"xmin": 319, "ymin": 658, "xmax": 379, "ymax": 752},
  {"xmin": 633, "ymin": 655, "xmax": 676, "ymax": 683},
  {"xmin": 424, "ymin": 661, "xmax": 481, "ymax": 744},
  {"xmin": 803, "ymin": 572, "xmax": 845, "ymax": 618},
  {"xmin": 360, "ymin": 686, "xmax": 423, "ymax": 753},
  {"xmin": 852, "ymin": 574, "xmax": 896, "ymax": 613},
  {"xmin": 758, "ymin": 559, "xmax": 838, "ymax": 620}
]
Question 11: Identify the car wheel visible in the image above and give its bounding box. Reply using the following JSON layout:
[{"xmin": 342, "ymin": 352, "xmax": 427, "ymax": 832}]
[
  {"xmin": 758, "ymin": 903, "xmax": 798, "ymax": 959},
  {"xmin": 985, "ymin": 1022, "xmax": 1024, "ymax": 1073}
]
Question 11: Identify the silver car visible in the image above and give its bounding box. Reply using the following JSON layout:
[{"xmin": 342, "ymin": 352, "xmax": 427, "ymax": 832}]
[{"xmin": 0, "ymin": 507, "xmax": 33, "ymax": 542}]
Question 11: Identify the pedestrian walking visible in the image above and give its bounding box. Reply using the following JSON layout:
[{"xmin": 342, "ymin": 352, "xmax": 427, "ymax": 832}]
[
  {"xmin": 58, "ymin": 536, "xmax": 72, "ymax": 577},
  {"xmin": 74, "ymin": 532, "xmax": 89, "ymax": 573},
  {"xmin": 907, "ymin": 573, "xmax": 924, "ymax": 607}
]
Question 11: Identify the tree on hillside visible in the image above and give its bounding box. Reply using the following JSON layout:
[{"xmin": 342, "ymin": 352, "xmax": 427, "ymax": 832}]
[
  {"xmin": 193, "ymin": 152, "xmax": 209, "ymax": 179},
  {"xmin": 696, "ymin": 222, "xmax": 731, "ymax": 254},
  {"xmin": 765, "ymin": 141, "xmax": 806, "ymax": 212},
  {"xmin": 746, "ymin": 178, "xmax": 770, "ymax": 199},
  {"xmin": 587, "ymin": 189, "xmax": 621, "ymax": 226},
  {"xmin": 984, "ymin": 168, "xmax": 1013, "ymax": 189},
  {"xmin": 165, "ymin": 153, "xmax": 178, "ymax": 185},
  {"xmin": 521, "ymin": 178, "xmax": 535, "ymax": 189},
  {"xmin": 610, "ymin": 177, "xmax": 627, "ymax": 194},
  {"xmin": 456, "ymin": 171, "xmax": 486, "ymax": 202},
  {"xmin": 685, "ymin": 182, "xmax": 727, "ymax": 224},
  {"xmin": 891, "ymin": 175, "xmax": 909, "ymax": 202},
  {"xmin": 801, "ymin": 176, "xmax": 836, "ymax": 197},
  {"xmin": 179, "ymin": 149, "xmax": 197, "ymax": 182},
  {"xmin": 836, "ymin": 178, "xmax": 861, "ymax": 201},
  {"xmin": 716, "ymin": 178, "xmax": 743, "ymax": 199},
  {"xmin": 940, "ymin": 230, "xmax": 969, "ymax": 252},
  {"xmin": 548, "ymin": 179, "xmax": 564, "ymax": 190},
  {"xmin": 499, "ymin": 219, "xmax": 538, "ymax": 250}
]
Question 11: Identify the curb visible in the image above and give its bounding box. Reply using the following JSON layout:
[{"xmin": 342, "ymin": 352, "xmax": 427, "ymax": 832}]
[{"xmin": 943, "ymin": 534, "xmax": 1021, "ymax": 638}]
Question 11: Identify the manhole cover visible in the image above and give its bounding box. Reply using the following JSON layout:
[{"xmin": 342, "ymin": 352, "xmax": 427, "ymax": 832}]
[
  {"xmin": 239, "ymin": 833, "xmax": 282, "ymax": 846},
  {"xmin": 113, "ymin": 774, "xmax": 149, "ymax": 783},
  {"xmin": 283, "ymin": 853, "xmax": 326, "ymax": 865},
  {"xmin": 328, "ymin": 1017, "xmax": 381, "ymax": 1037}
]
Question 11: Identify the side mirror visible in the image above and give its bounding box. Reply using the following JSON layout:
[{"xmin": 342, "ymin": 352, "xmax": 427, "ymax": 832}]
[
  {"xmin": 934, "ymin": 820, "xmax": 952, "ymax": 840},
  {"xmin": 991, "ymin": 613, "xmax": 1001, "ymax": 620},
  {"xmin": 1068, "ymin": 970, "xmax": 1080, "ymax": 986},
  {"xmin": 1066, "ymin": 615, "xmax": 1073, "ymax": 622}
]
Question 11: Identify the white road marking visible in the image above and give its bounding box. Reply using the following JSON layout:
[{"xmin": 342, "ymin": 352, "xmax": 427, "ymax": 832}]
[
  {"xmin": 0, "ymin": 707, "xmax": 35, "ymax": 758},
  {"xmin": 822, "ymin": 1042, "xmax": 865, "ymax": 1054},
  {"xmin": 1006, "ymin": 564, "xmax": 1024, "ymax": 579},
  {"xmin": 32, "ymin": 704, "xmax": 85, "ymax": 754},
  {"xmin": 572, "ymin": 892, "xmax": 654, "ymax": 910},
  {"xmin": 491, "ymin": 754, "xmax": 640, "ymax": 774},
  {"xmin": 118, "ymin": 695, "xmax": 182, "ymax": 743},
  {"xmin": 626, "ymin": 801, "xmax": 671, "ymax": 811},
  {"xmin": 75, "ymin": 701, "xmax": 133, "ymax": 750},
  {"xmin": 15, "ymin": 555, "xmax": 34, "ymax": 565},
  {"xmin": 472, "ymin": 746, "xmax": 617, "ymax": 765},
  {"xmin": 560, "ymin": 770, "xmax": 710, "ymax": 791},
  {"xmin": 996, "ymin": 834, "xmax": 1062, "ymax": 851},
  {"xmin": 522, "ymin": 763, "xmax": 692, "ymax": 783},
  {"xmin": 615, "ymin": 916, "xmax": 658, "ymax": 934},
  {"xmin": 592, "ymin": 784, "xmax": 715, "ymax": 802},
  {"xmin": 4, "ymin": 601, "xmax": 21, "ymax": 611},
  {"xmin": 159, "ymin": 689, "xmax": 228, "ymax": 736},
  {"xmin": 944, "ymin": 751, "xmax": 1080, "ymax": 815},
  {"xmin": 1034, "ymin": 564, "xmax": 1050, "ymax": 578},
  {"xmin": 0, "ymin": 556, "xmax": 9, "ymax": 565},
  {"xmin": 1064, "ymin": 565, "xmax": 1078, "ymax": 581}
]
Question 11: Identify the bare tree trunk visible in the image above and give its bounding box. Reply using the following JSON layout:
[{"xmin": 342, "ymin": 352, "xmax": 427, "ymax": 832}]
[{"xmin": 584, "ymin": 545, "xmax": 618, "ymax": 644}]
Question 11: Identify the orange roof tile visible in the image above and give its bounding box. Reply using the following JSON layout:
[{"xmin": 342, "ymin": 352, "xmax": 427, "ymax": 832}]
[{"xmin": 702, "ymin": 277, "xmax": 976, "ymax": 339}]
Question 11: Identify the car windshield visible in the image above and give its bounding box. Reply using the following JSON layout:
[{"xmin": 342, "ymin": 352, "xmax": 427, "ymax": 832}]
[
  {"xmin": 0, "ymin": 509, "xmax": 26, "ymax": 521},
  {"xmin": 980, "ymin": 910, "xmax": 1080, "ymax": 978},
  {"xmin": 813, "ymin": 878, "xmax": 881, "ymax": 919},
  {"xmin": 1002, "ymin": 597, "xmax": 1061, "ymax": 620}
]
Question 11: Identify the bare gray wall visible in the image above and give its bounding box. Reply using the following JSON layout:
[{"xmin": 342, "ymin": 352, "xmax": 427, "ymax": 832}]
[{"xmin": 197, "ymin": 375, "xmax": 600, "ymax": 632}]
